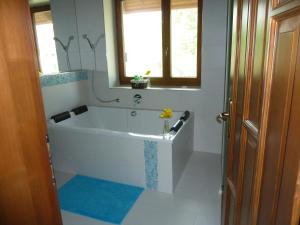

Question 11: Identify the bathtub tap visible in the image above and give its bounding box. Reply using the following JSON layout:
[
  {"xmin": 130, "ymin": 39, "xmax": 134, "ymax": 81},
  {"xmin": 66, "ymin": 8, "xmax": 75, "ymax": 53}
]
[{"xmin": 133, "ymin": 94, "xmax": 142, "ymax": 105}]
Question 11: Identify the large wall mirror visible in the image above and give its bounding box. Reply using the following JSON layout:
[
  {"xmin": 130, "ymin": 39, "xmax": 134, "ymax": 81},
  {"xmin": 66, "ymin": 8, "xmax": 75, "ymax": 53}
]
[
  {"xmin": 29, "ymin": 0, "xmax": 82, "ymax": 75},
  {"xmin": 29, "ymin": 0, "xmax": 110, "ymax": 76}
]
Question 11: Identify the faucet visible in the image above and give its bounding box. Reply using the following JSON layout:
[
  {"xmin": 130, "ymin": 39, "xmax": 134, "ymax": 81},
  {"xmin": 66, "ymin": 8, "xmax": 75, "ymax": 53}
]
[{"xmin": 133, "ymin": 94, "xmax": 142, "ymax": 105}]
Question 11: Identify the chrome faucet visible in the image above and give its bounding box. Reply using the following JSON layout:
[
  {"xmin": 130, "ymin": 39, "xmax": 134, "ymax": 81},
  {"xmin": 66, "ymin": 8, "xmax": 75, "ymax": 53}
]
[{"xmin": 133, "ymin": 94, "xmax": 142, "ymax": 105}]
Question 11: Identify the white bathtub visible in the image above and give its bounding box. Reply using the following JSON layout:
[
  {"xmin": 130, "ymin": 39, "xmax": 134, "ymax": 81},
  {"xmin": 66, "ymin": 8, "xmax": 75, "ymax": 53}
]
[{"xmin": 48, "ymin": 106, "xmax": 194, "ymax": 193}]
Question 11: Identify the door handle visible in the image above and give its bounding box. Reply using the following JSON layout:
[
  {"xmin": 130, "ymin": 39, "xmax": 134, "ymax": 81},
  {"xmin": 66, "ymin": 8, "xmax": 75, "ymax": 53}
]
[{"xmin": 217, "ymin": 112, "xmax": 230, "ymax": 123}]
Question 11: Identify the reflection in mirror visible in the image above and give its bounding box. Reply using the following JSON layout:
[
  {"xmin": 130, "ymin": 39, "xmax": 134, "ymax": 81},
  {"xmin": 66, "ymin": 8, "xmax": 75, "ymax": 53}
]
[
  {"xmin": 31, "ymin": 6, "xmax": 59, "ymax": 74},
  {"xmin": 53, "ymin": 35, "xmax": 74, "ymax": 71}
]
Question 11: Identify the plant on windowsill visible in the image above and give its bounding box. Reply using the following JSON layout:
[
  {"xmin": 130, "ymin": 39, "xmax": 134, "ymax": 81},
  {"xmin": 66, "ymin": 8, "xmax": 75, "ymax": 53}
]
[{"xmin": 130, "ymin": 70, "xmax": 151, "ymax": 89}]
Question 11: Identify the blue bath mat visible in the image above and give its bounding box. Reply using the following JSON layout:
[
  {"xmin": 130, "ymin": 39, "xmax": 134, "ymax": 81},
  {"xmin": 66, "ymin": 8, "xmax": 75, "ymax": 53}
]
[{"xmin": 58, "ymin": 175, "xmax": 144, "ymax": 224}]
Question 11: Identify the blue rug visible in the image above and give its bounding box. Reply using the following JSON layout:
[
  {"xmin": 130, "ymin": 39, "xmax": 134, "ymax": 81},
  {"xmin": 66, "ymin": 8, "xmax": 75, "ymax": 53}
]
[{"xmin": 58, "ymin": 175, "xmax": 144, "ymax": 224}]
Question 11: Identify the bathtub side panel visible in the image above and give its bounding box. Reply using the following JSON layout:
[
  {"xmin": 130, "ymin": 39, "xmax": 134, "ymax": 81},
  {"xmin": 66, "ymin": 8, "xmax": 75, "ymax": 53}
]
[
  {"xmin": 172, "ymin": 117, "xmax": 194, "ymax": 191},
  {"xmin": 157, "ymin": 142, "xmax": 173, "ymax": 193},
  {"xmin": 49, "ymin": 128, "xmax": 146, "ymax": 187}
]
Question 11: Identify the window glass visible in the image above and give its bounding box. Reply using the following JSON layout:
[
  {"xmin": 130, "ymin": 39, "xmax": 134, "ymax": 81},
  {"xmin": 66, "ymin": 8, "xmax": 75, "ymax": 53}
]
[
  {"xmin": 171, "ymin": 0, "xmax": 198, "ymax": 78},
  {"xmin": 122, "ymin": 0, "xmax": 163, "ymax": 77},
  {"xmin": 33, "ymin": 10, "xmax": 59, "ymax": 74},
  {"xmin": 116, "ymin": 0, "xmax": 202, "ymax": 86}
]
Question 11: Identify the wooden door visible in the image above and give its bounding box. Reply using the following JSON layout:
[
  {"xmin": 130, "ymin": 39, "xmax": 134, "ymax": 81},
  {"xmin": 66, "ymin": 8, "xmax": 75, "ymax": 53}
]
[
  {"xmin": 223, "ymin": 0, "xmax": 300, "ymax": 225},
  {"xmin": 223, "ymin": 0, "xmax": 260, "ymax": 224},
  {"xmin": 257, "ymin": 4, "xmax": 300, "ymax": 225},
  {"xmin": 223, "ymin": 0, "xmax": 248, "ymax": 223},
  {"xmin": 0, "ymin": 1, "xmax": 63, "ymax": 225}
]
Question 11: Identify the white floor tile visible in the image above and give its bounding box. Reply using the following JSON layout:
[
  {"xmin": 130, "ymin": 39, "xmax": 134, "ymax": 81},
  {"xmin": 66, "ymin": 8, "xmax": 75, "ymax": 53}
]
[
  {"xmin": 123, "ymin": 202, "xmax": 199, "ymax": 225},
  {"xmin": 61, "ymin": 210, "xmax": 114, "ymax": 225},
  {"xmin": 55, "ymin": 152, "xmax": 222, "ymax": 225}
]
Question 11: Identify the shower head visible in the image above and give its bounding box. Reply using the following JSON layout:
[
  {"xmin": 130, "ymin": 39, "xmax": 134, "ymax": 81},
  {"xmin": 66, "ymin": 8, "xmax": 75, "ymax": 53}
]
[
  {"xmin": 67, "ymin": 35, "xmax": 74, "ymax": 47},
  {"xmin": 54, "ymin": 36, "xmax": 66, "ymax": 50},
  {"xmin": 54, "ymin": 36, "xmax": 74, "ymax": 51},
  {"xmin": 82, "ymin": 34, "xmax": 94, "ymax": 50},
  {"xmin": 94, "ymin": 33, "xmax": 105, "ymax": 48}
]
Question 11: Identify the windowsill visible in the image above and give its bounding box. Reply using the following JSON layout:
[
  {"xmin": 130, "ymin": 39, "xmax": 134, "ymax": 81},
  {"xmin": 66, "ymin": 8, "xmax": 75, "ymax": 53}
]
[
  {"xmin": 40, "ymin": 70, "xmax": 83, "ymax": 76},
  {"xmin": 111, "ymin": 85, "xmax": 201, "ymax": 91}
]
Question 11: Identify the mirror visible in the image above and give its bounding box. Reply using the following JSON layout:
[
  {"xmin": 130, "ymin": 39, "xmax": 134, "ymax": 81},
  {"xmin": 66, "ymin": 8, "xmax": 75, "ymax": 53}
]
[
  {"xmin": 30, "ymin": 0, "xmax": 82, "ymax": 74},
  {"xmin": 50, "ymin": 0, "xmax": 82, "ymax": 72},
  {"xmin": 30, "ymin": 0, "xmax": 111, "ymax": 75}
]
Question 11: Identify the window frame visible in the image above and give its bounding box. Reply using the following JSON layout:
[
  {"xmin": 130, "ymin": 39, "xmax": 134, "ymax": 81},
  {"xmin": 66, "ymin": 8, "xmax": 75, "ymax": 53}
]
[
  {"xmin": 30, "ymin": 4, "xmax": 52, "ymax": 73},
  {"xmin": 115, "ymin": 0, "xmax": 202, "ymax": 87}
]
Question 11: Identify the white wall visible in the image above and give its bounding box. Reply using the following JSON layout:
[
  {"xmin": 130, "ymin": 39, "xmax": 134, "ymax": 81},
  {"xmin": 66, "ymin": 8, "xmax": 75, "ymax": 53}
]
[
  {"xmin": 41, "ymin": 81, "xmax": 89, "ymax": 118},
  {"xmin": 87, "ymin": 0, "xmax": 228, "ymax": 154}
]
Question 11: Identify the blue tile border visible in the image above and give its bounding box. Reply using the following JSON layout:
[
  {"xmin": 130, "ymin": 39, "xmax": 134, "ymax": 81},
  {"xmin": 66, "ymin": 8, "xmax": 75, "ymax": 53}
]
[
  {"xmin": 144, "ymin": 140, "xmax": 158, "ymax": 190},
  {"xmin": 40, "ymin": 71, "xmax": 88, "ymax": 87}
]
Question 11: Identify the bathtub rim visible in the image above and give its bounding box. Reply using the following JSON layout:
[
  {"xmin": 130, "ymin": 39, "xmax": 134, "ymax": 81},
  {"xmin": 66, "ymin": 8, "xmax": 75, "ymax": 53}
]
[{"xmin": 47, "ymin": 106, "xmax": 193, "ymax": 143}]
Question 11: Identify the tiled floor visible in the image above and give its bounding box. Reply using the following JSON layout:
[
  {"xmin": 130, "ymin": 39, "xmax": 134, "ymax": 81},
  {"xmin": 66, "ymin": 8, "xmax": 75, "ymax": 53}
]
[{"xmin": 55, "ymin": 152, "xmax": 222, "ymax": 225}]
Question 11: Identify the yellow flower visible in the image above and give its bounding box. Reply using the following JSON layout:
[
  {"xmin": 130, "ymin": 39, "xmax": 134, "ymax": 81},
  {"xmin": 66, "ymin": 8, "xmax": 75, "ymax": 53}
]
[
  {"xmin": 144, "ymin": 70, "xmax": 151, "ymax": 76},
  {"xmin": 160, "ymin": 108, "xmax": 173, "ymax": 118}
]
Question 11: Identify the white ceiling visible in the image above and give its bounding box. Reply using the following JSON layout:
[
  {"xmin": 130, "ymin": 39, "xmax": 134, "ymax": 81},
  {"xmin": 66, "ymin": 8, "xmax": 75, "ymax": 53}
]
[{"xmin": 29, "ymin": 0, "xmax": 50, "ymax": 7}]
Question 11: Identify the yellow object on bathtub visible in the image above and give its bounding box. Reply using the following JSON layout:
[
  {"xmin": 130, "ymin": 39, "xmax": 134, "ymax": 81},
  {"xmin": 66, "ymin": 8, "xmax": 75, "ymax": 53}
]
[{"xmin": 160, "ymin": 108, "xmax": 173, "ymax": 118}]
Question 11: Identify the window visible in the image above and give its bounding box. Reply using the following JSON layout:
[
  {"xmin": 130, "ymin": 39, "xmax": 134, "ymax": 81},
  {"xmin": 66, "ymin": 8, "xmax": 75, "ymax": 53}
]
[
  {"xmin": 31, "ymin": 6, "xmax": 59, "ymax": 74},
  {"xmin": 115, "ymin": 0, "xmax": 202, "ymax": 86}
]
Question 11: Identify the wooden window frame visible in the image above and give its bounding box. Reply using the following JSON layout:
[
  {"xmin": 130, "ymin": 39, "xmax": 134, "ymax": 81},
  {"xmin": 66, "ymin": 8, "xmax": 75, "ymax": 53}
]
[
  {"xmin": 30, "ymin": 5, "xmax": 51, "ymax": 73},
  {"xmin": 115, "ymin": 0, "xmax": 202, "ymax": 87}
]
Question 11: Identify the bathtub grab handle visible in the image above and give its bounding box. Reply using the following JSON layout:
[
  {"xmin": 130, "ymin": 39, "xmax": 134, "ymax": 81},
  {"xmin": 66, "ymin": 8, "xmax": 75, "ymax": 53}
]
[
  {"xmin": 50, "ymin": 111, "xmax": 71, "ymax": 123},
  {"xmin": 131, "ymin": 111, "xmax": 137, "ymax": 117},
  {"xmin": 170, "ymin": 120, "xmax": 183, "ymax": 133}
]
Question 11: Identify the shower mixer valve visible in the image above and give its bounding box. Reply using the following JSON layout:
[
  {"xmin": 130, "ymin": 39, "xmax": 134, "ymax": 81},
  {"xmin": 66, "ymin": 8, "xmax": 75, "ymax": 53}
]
[{"xmin": 133, "ymin": 94, "xmax": 142, "ymax": 105}]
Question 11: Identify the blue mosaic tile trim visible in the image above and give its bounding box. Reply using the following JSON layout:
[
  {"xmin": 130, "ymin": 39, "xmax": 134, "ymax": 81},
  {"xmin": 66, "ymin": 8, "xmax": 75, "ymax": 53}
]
[
  {"xmin": 40, "ymin": 71, "xmax": 88, "ymax": 87},
  {"xmin": 144, "ymin": 140, "xmax": 158, "ymax": 191}
]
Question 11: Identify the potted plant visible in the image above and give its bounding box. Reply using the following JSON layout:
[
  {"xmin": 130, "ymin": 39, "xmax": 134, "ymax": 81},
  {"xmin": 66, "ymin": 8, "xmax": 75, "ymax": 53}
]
[{"xmin": 130, "ymin": 70, "xmax": 151, "ymax": 89}]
